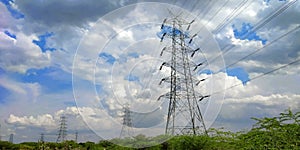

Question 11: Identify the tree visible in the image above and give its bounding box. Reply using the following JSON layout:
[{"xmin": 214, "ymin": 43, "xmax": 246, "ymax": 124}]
[{"xmin": 237, "ymin": 108, "xmax": 300, "ymax": 149}]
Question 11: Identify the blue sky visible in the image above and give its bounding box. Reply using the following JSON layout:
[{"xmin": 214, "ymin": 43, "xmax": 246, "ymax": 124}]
[
  {"xmin": 99, "ymin": 52, "xmax": 116, "ymax": 64},
  {"xmin": 0, "ymin": 0, "xmax": 299, "ymax": 143},
  {"xmin": 232, "ymin": 23, "xmax": 267, "ymax": 45},
  {"xmin": 226, "ymin": 67, "xmax": 250, "ymax": 84},
  {"xmin": 32, "ymin": 32, "xmax": 56, "ymax": 53},
  {"xmin": 0, "ymin": 86, "xmax": 9, "ymax": 103},
  {"xmin": 22, "ymin": 67, "xmax": 72, "ymax": 92},
  {"xmin": 0, "ymin": 0, "xmax": 24, "ymax": 19},
  {"xmin": 4, "ymin": 30, "xmax": 16, "ymax": 39},
  {"xmin": 125, "ymin": 74, "xmax": 140, "ymax": 82}
]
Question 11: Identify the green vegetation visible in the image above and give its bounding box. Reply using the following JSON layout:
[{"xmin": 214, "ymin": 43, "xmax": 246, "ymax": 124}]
[{"xmin": 0, "ymin": 109, "xmax": 299, "ymax": 150}]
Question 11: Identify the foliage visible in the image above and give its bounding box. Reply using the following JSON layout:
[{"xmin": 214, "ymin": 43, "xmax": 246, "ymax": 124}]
[
  {"xmin": 236, "ymin": 108, "xmax": 300, "ymax": 149},
  {"xmin": 0, "ymin": 141, "xmax": 19, "ymax": 150},
  {"xmin": 1, "ymin": 108, "xmax": 299, "ymax": 150}
]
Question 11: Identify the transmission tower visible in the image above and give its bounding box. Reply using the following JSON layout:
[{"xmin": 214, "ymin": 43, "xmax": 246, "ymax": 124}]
[
  {"xmin": 39, "ymin": 133, "xmax": 45, "ymax": 150},
  {"xmin": 40, "ymin": 133, "xmax": 44, "ymax": 143},
  {"xmin": 120, "ymin": 103, "xmax": 134, "ymax": 138},
  {"xmin": 9, "ymin": 133, "xmax": 13, "ymax": 143},
  {"xmin": 158, "ymin": 15, "xmax": 209, "ymax": 135},
  {"xmin": 0, "ymin": 124, "xmax": 1, "ymax": 141},
  {"xmin": 75, "ymin": 131, "xmax": 78, "ymax": 143},
  {"xmin": 56, "ymin": 116, "xmax": 67, "ymax": 142}
]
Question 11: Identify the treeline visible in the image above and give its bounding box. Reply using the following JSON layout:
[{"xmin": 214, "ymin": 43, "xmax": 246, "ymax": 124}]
[{"xmin": 0, "ymin": 109, "xmax": 299, "ymax": 150}]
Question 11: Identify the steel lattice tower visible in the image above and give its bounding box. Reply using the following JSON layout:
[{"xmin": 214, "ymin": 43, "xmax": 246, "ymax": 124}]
[
  {"xmin": 75, "ymin": 131, "xmax": 78, "ymax": 143},
  {"xmin": 9, "ymin": 134, "xmax": 13, "ymax": 143},
  {"xmin": 56, "ymin": 116, "xmax": 67, "ymax": 142},
  {"xmin": 40, "ymin": 133, "xmax": 44, "ymax": 143},
  {"xmin": 120, "ymin": 103, "xmax": 134, "ymax": 138},
  {"xmin": 158, "ymin": 15, "xmax": 209, "ymax": 135},
  {"xmin": 0, "ymin": 124, "xmax": 1, "ymax": 141}
]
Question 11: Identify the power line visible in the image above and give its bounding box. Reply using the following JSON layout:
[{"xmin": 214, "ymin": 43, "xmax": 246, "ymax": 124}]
[
  {"xmin": 218, "ymin": 0, "xmax": 296, "ymax": 55},
  {"xmin": 170, "ymin": 0, "xmax": 213, "ymax": 24},
  {"xmin": 188, "ymin": 0, "xmax": 251, "ymax": 38},
  {"xmin": 192, "ymin": 0, "xmax": 296, "ymax": 68},
  {"xmin": 173, "ymin": 0, "xmax": 272, "ymax": 72},
  {"xmin": 197, "ymin": 23, "xmax": 299, "ymax": 75},
  {"xmin": 159, "ymin": 1, "xmax": 299, "ymax": 106},
  {"xmin": 223, "ymin": 25, "xmax": 300, "ymax": 70},
  {"xmin": 181, "ymin": 0, "xmax": 188, "ymax": 9},
  {"xmin": 158, "ymin": 14, "xmax": 208, "ymax": 135},
  {"xmin": 210, "ymin": 58, "xmax": 300, "ymax": 95},
  {"xmin": 189, "ymin": 0, "xmax": 202, "ymax": 14},
  {"xmin": 176, "ymin": 0, "xmax": 251, "ymax": 64},
  {"xmin": 214, "ymin": 0, "xmax": 251, "ymax": 31},
  {"xmin": 163, "ymin": 1, "xmax": 298, "ymax": 100},
  {"xmin": 195, "ymin": 24, "xmax": 300, "ymax": 97},
  {"xmin": 250, "ymin": 0, "xmax": 297, "ymax": 35},
  {"xmin": 193, "ymin": 0, "xmax": 217, "ymax": 22},
  {"xmin": 208, "ymin": 0, "xmax": 231, "ymax": 22},
  {"xmin": 198, "ymin": 0, "xmax": 231, "ymax": 33},
  {"xmin": 214, "ymin": 0, "xmax": 253, "ymax": 33},
  {"xmin": 213, "ymin": 0, "xmax": 295, "ymax": 35},
  {"xmin": 201, "ymin": 24, "xmax": 298, "ymax": 74}
]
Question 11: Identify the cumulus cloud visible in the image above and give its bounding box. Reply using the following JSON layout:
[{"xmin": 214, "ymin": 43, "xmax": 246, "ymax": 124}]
[
  {"xmin": 0, "ymin": 31, "xmax": 52, "ymax": 73},
  {"xmin": 210, "ymin": 71, "xmax": 300, "ymax": 131},
  {"xmin": 7, "ymin": 114, "xmax": 56, "ymax": 128},
  {"xmin": 5, "ymin": 106, "xmax": 122, "ymax": 139},
  {"xmin": 225, "ymin": 94, "xmax": 300, "ymax": 108},
  {"xmin": 15, "ymin": 0, "xmax": 137, "ymax": 27},
  {"xmin": 0, "ymin": 76, "xmax": 41, "ymax": 102},
  {"xmin": 1, "ymin": 0, "xmax": 300, "ymax": 143}
]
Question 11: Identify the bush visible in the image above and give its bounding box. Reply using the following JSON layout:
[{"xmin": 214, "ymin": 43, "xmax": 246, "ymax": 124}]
[{"xmin": 1, "ymin": 109, "xmax": 299, "ymax": 149}]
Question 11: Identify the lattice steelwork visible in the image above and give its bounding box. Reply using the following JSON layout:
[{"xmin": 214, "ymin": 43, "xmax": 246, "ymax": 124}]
[
  {"xmin": 9, "ymin": 134, "xmax": 13, "ymax": 143},
  {"xmin": 158, "ymin": 15, "xmax": 209, "ymax": 135},
  {"xmin": 120, "ymin": 103, "xmax": 134, "ymax": 138},
  {"xmin": 40, "ymin": 133, "xmax": 44, "ymax": 143},
  {"xmin": 0, "ymin": 124, "xmax": 1, "ymax": 141},
  {"xmin": 56, "ymin": 116, "xmax": 67, "ymax": 142}
]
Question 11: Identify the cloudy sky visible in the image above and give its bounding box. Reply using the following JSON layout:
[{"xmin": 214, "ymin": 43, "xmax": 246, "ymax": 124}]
[{"xmin": 0, "ymin": 0, "xmax": 299, "ymax": 144}]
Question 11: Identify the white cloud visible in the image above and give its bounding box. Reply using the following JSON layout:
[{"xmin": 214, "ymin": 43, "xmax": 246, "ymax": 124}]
[
  {"xmin": 225, "ymin": 94, "xmax": 300, "ymax": 107},
  {"xmin": 209, "ymin": 71, "xmax": 300, "ymax": 131},
  {"xmin": 0, "ymin": 31, "xmax": 52, "ymax": 73},
  {"xmin": 1, "ymin": 0, "xmax": 300, "ymax": 143},
  {"xmin": 0, "ymin": 3, "xmax": 18, "ymax": 29},
  {"xmin": 0, "ymin": 76, "xmax": 41, "ymax": 102},
  {"xmin": 7, "ymin": 114, "xmax": 56, "ymax": 128}
]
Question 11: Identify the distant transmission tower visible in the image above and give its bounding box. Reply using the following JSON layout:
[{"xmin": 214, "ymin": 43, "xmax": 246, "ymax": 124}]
[
  {"xmin": 120, "ymin": 103, "xmax": 134, "ymax": 138},
  {"xmin": 40, "ymin": 133, "xmax": 44, "ymax": 143},
  {"xmin": 158, "ymin": 14, "xmax": 209, "ymax": 135},
  {"xmin": 0, "ymin": 124, "xmax": 1, "ymax": 141},
  {"xmin": 75, "ymin": 131, "xmax": 78, "ymax": 143},
  {"xmin": 56, "ymin": 116, "xmax": 67, "ymax": 142},
  {"xmin": 9, "ymin": 133, "xmax": 13, "ymax": 143},
  {"xmin": 39, "ymin": 133, "xmax": 45, "ymax": 150}
]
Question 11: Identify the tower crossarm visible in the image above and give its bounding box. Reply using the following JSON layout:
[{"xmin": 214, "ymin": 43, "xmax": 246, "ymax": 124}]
[{"xmin": 157, "ymin": 13, "xmax": 210, "ymax": 135}]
